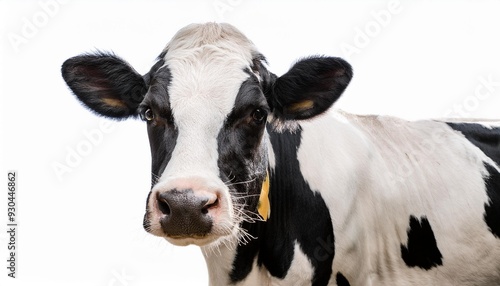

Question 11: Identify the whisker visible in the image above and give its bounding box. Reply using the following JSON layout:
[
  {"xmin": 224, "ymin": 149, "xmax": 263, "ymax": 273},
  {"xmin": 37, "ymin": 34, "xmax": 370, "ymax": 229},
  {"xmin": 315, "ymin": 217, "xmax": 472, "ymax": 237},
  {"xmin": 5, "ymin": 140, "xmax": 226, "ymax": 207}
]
[
  {"xmin": 225, "ymin": 176, "xmax": 257, "ymax": 187},
  {"xmin": 222, "ymin": 171, "xmax": 236, "ymax": 185},
  {"xmin": 230, "ymin": 193, "xmax": 262, "ymax": 199}
]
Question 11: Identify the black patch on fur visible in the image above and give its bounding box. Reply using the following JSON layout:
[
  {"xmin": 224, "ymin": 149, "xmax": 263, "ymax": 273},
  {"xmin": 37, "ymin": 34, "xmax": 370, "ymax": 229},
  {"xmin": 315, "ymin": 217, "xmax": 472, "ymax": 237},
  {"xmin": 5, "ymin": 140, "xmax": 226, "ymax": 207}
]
[
  {"xmin": 157, "ymin": 50, "xmax": 167, "ymax": 60},
  {"xmin": 138, "ymin": 64, "xmax": 176, "ymax": 182},
  {"xmin": 218, "ymin": 77, "xmax": 270, "ymax": 282},
  {"xmin": 229, "ymin": 126, "xmax": 335, "ymax": 286},
  {"xmin": 446, "ymin": 123, "xmax": 500, "ymax": 238},
  {"xmin": 446, "ymin": 123, "xmax": 500, "ymax": 166},
  {"xmin": 401, "ymin": 216, "xmax": 443, "ymax": 270},
  {"xmin": 218, "ymin": 77, "xmax": 270, "ymax": 214},
  {"xmin": 336, "ymin": 272, "xmax": 351, "ymax": 286},
  {"xmin": 142, "ymin": 59, "xmax": 165, "ymax": 86},
  {"xmin": 140, "ymin": 65, "xmax": 178, "ymax": 231},
  {"xmin": 250, "ymin": 54, "xmax": 276, "ymax": 96},
  {"xmin": 61, "ymin": 51, "xmax": 147, "ymax": 118},
  {"xmin": 483, "ymin": 163, "xmax": 500, "ymax": 238}
]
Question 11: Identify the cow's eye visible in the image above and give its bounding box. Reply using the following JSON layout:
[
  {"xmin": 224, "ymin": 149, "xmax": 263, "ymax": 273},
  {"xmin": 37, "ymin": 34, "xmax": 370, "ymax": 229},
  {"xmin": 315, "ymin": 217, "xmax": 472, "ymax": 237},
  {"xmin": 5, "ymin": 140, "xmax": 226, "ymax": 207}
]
[
  {"xmin": 141, "ymin": 109, "xmax": 155, "ymax": 121},
  {"xmin": 251, "ymin": 108, "xmax": 267, "ymax": 124}
]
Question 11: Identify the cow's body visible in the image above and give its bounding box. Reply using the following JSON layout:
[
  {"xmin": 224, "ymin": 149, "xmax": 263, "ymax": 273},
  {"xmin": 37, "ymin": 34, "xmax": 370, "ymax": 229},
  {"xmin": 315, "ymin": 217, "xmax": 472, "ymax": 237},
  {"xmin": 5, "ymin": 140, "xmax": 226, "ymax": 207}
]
[
  {"xmin": 61, "ymin": 23, "xmax": 500, "ymax": 285},
  {"xmin": 201, "ymin": 113, "xmax": 500, "ymax": 285}
]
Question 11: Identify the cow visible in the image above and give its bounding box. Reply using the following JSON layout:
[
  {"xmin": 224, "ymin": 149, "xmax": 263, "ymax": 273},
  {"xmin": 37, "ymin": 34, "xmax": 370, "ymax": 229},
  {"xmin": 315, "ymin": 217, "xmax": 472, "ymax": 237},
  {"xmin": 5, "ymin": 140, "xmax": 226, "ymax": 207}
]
[{"xmin": 61, "ymin": 23, "xmax": 500, "ymax": 285}]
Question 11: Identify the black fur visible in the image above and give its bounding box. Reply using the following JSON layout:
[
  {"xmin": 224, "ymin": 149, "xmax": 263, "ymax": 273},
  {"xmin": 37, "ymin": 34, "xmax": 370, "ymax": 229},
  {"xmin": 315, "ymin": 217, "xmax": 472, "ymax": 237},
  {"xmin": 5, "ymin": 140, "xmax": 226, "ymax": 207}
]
[
  {"xmin": 446, "ymin": 123, "xmax": 500, "ymax": 166},
  {"xmin": 446, "ymin": 123, "xmax": 500, "ymax": 239},
  {"xmin": 336, "ymin": 272, "xmax": 351, "ymax": 286},
  {"xmin": 483, "ymin": 163, "xmax": 500, "ymax": 238},
  {"xmin": 143, "ymin": 58, "xmax": 166, "ymax": 86},
  {"xmin": 230, "ymin": 126, "xmax": 335, "ymax": 286},
  {"xmin": 217, "ymin": 77, "xmax": 269, "ymax": 219},
  {"xmin": 401, "ymin": 216, "xmax": 443, "ymax": 270},
  {"xmin": 138, "ymin": 64, "xmax": 175, "ymax": 185},
  {"xmin": 267, "ymin": 56, "xmax": 352, "ymax": 120},
  {"xmin": 61, "ymin": 51, "xmax": 147, "ymax": 118},
  {"xmin": 250, "ymin": 54, "xmax": 276, "ymax": 96}
]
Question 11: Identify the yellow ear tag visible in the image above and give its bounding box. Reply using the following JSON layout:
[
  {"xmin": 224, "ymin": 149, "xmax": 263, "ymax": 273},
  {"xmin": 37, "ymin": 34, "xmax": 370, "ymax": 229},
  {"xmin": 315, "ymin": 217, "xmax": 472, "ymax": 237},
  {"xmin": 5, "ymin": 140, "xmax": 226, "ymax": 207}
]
[{"xmin": 257, "ymin": 172, "xmax": 271, "ymax": 221}]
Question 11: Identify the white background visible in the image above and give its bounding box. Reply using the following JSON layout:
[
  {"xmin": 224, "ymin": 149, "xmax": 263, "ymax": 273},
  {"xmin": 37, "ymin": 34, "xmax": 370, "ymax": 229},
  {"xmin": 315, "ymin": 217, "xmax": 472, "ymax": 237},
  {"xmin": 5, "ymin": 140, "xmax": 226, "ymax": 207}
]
[{"xmin": 1, "ymin": 0, "xmax": 499, "ymax": 285}]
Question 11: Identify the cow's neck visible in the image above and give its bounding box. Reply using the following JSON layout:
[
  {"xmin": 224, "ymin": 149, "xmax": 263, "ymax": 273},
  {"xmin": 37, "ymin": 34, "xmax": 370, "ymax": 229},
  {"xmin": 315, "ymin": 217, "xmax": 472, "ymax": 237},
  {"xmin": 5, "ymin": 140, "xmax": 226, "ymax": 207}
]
[
  {"xmin": 202, "ymin": 125, "xmax": 338, "ymax": 285},
  {"xmin": 201, "ymin": 238, "xmax": 243, "ymax": 285}
]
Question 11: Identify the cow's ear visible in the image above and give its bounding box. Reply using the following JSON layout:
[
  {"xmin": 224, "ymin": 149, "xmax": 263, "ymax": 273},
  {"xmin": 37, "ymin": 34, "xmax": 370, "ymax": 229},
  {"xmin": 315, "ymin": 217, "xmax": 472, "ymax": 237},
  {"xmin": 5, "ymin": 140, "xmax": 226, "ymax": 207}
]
[
  {"xmin": 61, "ymin": 52, "xmax": 147, "ymax": 119},
  {"xmin": 268, "ymin": 56, "xmax": 352, "ymax": 120}
]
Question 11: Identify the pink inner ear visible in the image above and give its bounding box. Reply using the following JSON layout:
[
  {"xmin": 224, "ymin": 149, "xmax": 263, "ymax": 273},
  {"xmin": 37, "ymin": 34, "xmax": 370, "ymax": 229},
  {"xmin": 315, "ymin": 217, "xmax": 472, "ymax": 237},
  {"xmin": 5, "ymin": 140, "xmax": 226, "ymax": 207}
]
[
  {"xmin": 322, "ymin": 68, "xmax": 346, "ymax": 79},
  {"xmin": 73, "ymin": 64, "xmax": 106, "ymax": 80},
  {"xmin": 318, "ymin": 67, "xmax": 350, "ymax": 92},
  {"xmin": 334, "ymin": 69, "xmax": 346, "ymax": 77},
  {"xmin": 87, "ymin": 78, "xmax": 115, "ymax": 96},
  {"xmin": 73, "ymin": 65, "xmax": 118, "ymax": 99}
]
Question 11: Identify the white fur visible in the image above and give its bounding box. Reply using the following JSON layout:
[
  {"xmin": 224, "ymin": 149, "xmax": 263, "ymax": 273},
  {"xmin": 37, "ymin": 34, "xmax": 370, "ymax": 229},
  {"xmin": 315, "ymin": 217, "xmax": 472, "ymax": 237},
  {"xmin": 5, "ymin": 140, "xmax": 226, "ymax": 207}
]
[{"xmin": 202, "ymin": 237, "xmax": 240, "ymax": 286}]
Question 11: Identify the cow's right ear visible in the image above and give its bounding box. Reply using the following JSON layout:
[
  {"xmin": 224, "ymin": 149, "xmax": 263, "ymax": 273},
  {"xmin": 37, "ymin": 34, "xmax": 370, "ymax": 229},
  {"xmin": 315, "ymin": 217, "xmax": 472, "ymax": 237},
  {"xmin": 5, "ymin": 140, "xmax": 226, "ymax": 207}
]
[{"xmin": 61, "ymin": 52, "xmax": 147, "ymax": 119}]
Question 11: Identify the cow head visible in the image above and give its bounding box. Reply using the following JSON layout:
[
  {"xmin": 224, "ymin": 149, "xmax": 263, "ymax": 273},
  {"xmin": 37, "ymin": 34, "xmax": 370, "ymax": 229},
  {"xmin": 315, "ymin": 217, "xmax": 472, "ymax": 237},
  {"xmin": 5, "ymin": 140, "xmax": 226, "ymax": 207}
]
[{"xmin": 61, "ymin": 23, "xmax": 352, "ymax": 247}]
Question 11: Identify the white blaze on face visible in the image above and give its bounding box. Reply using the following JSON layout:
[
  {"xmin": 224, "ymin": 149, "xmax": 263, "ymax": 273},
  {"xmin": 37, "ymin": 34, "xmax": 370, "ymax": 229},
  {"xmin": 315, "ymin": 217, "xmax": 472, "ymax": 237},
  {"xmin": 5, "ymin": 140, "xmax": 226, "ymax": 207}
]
[
  {"xmin": 160, "ymin": 56, "xmax": 249, "ymax": 181},
  {"xmin": 148, "ymin": 23, "xmax": 259, "ymax": 245}
]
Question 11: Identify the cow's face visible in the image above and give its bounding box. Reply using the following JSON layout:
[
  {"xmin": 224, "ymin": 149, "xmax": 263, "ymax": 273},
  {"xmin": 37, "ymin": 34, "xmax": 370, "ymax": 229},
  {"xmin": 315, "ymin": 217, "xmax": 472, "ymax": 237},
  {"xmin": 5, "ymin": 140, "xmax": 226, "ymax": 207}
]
[{"xmin": 61, "ymin": 23, "xmax": 352, "ymax": 247}]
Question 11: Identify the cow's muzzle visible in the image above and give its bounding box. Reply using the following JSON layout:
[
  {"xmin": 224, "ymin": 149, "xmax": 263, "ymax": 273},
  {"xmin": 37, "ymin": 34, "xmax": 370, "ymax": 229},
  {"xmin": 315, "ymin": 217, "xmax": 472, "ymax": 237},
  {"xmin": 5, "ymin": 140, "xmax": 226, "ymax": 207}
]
[{"xmin": 154, "ymin": 188, "xmax": 218, "ymax": 238}]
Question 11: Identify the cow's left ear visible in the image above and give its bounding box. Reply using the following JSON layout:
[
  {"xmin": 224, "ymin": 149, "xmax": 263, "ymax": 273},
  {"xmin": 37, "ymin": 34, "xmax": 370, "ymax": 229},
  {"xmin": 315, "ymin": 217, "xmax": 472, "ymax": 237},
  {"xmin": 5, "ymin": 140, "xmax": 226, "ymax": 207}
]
[{"xmin": 267, "ymin": 56, "xmax": 352, "ymax": 120}]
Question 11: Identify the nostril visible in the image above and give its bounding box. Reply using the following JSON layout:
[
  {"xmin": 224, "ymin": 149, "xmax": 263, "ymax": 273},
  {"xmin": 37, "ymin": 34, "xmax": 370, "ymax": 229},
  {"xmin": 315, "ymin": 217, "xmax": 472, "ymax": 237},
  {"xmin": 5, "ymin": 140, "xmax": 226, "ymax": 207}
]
[
  {"xmin": 157, "ymin": 196, "xmax": 171, "ymax": 215},
  {"xmin": 201, "ymin": 198, "xmax": 218, "ymax": 215}
]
